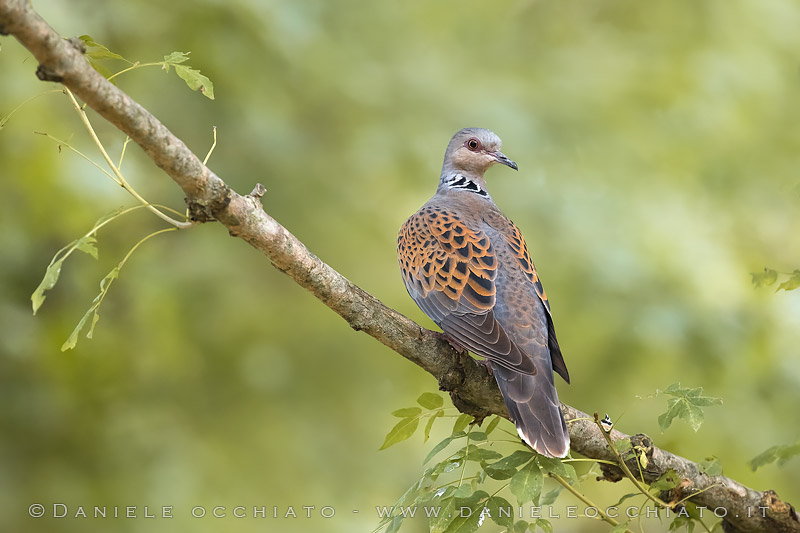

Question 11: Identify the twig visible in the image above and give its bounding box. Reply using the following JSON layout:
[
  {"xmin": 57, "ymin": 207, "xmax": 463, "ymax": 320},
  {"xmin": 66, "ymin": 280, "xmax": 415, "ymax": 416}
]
[
  {"xmin": 593, "ymin": 413, "xmax": 671, "ymax": 510},
  {"xmin": 63, "ymin": 88, "xmax": 192, "ymax": 229}
]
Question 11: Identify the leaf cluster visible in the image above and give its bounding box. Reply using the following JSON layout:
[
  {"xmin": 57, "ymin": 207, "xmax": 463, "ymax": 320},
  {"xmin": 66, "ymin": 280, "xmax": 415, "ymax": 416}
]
[
  {"xmin": 378, "ymin": 393, "xmax": 570, "ymax": 533},
  {"xmin": 379, "ymin": 388, "xmax": 739, "ymax": 533},
  {"xmin": 750, "ymin": 268, "xmax": 800, "ymax": 292}
]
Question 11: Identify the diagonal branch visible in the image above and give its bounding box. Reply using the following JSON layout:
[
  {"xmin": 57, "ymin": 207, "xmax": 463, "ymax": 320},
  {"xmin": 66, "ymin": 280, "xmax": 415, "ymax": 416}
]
[{"xmin": 1, "ymin": 1, "xmax": 797, "ymax": 531}]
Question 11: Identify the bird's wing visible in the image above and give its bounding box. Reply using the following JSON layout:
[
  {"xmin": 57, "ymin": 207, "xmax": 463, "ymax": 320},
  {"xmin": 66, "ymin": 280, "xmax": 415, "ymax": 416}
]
[
  {"xmin": 484, "ymin": 219, "xmax": 570, "ymax": 457},
  {"xmin": 398, "ymin": 206, "xmax": 537, "ymax": 375},
  {"xmin": 501, "ymin": 219, "xmax": 569, "ymax": 383}
]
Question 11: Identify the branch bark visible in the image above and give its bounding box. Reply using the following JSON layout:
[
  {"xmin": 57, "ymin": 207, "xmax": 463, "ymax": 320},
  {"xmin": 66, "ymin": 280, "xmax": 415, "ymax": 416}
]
[{"xmin": 1, "ymin": 1, "xmax": 797, "ymax": 531}]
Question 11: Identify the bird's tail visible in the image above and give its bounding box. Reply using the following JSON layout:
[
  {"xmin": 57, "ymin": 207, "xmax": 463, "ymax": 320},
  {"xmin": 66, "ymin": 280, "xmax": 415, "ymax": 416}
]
[{"xmin": 491, "ymin": 363, "xmax": 570, "ymax": 458}]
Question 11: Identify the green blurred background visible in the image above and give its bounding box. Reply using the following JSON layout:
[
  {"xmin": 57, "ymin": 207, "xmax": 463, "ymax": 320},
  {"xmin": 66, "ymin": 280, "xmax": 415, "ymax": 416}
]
[{"xmin": 1, "ymin": 0, "xmax": 799, "ymax": 531}]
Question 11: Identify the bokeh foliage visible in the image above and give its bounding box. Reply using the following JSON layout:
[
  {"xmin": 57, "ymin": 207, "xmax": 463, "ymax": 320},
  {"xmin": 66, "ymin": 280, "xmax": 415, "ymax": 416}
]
[{"xmin": 1, "ymin": 0, "xmax": 799, "ymax": 532}]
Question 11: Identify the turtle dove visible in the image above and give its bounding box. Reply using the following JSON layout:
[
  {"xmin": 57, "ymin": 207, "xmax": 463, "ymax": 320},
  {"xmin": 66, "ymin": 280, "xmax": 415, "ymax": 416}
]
[{"xmin": 397, "ymin": 128, "xmax": 570, "ymax": 458}]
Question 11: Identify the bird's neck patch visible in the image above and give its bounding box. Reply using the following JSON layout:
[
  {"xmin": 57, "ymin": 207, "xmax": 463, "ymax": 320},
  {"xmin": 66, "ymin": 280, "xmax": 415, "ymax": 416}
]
[{"xmin": 440, "ymin": 173, "xmax": 489, "ymax": 197}]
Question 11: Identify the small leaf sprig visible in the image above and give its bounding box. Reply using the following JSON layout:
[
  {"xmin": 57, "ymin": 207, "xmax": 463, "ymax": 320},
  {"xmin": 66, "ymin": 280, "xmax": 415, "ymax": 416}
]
[
  {"xmin": 26, "ymin": 37, "xmax": 220, "ymax": 349},
  {"xmin": 79, "ymin": 35, "xmax": 215, "ymax": 99},
  {"xmin": 751, "ymin": 268, "xmax": 800, "ymax": 292}
]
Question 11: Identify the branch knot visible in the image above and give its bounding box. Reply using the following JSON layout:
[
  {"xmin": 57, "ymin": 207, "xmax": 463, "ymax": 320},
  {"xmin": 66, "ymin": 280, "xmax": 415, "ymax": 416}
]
[
  {"xmin": 35, "ymin": 64, "xmax": 62, "ymax": 82},
  {"xmin": 185, "ymin": 184, "xmax": 232, "ymax": 222}
]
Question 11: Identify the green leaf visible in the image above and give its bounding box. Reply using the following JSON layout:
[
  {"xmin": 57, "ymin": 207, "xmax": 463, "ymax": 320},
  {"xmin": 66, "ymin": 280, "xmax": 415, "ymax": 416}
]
[
  {"xmin": 650, "ymin": 469, "xmax": 680, "ymax": 490},
  {"xmin": 432, "ymin": 456, "xmax": 464, "ymax": 477},
  {"xmin": 633, "ymin": 444, "xmax": 649, "ymax": 470},
  {"xmin": 61, "ymin": 266, "xmax": 119, "ymax": 351},
  {"xmin": 75, "ymin": 235, "xmax": 99, "ymax": 259},
  {"xmin": 750, "ymin": 267, "xmax": 778, "ymax": 288},
  {"xmin": 484, "ymin": 416, "xmax": 501, "ymax": 435},
  {"xmin": 531, "ymin": 518, "xmax": 553, "ymax": 533},
  {"xmin": 539, "ymin": 486, "xmax": 563, "ymax": 506},
  {"xmin": 392, "ymin": 407, "xmax": 422, "ymax": 418},
  {"xmin": 161, "ymin": 52, "xmax": 214, "ymax": 99},
  {"xmin": 453, "ymin": 484, "xmax": 472, "ymax": 498},
  {"xmin": 417, "ymin": 485, "xmax": 455, "ymax": 520},
  {"xmin": 418, "ymin": 392, "xmax": 444, "ymax": 409},
  {"xmin": 393, "ymin": 479, "xmax": 423, "ymax": 510},
  {"xmin": 380, "ymin": 416, "xmax": 420, "ymax": 450},
  {"xmin": 749, "ymin": 445, "xmax": 781, "ymax": 471},
  {"xmin": 433, "ymin": 485, "xmax": 458, "ymax": 501},
  {"xmin": 89, "ymin": 60, "xmax": 117, "ymax": 80},
  {"xmin": 610, "ymin": 522, "xmax": 631, "ymax": 533},
  {"xmin": 442, "ymin": 510, "xmax": 480, "ymax": 533},
  {"xmin": 429, "ymin": 496, "xmax": 456, "ymax": 533},
  {"xmin": 383, "ymin": 515, "xmax": 403, "ymax": 533},
  {"xmin": 424, "ymin": 432, "xmax": 466, "ymax": 464},
  {"xmin": 99, "ymin": 266, "xmax": 119, "ymax": 291},
  {"xmin": 424, "ymin": 410, "xmax": 444, "ymax": 442},
  {"xmin": 699, "ymin": 456, "xmax": 722, "ymax": 476},
  {"xmin": 485, "ymin": 495, "xmax": 514, "ymax": 528},
  {"xmin": 614, "ymin": 492, "xmax": 641, "ymax": 506},
  {"xmin": 31, "ymin": 256, "xmax": 65, "ymax": 315},
  {"xmin": 481, "ymin": 461, "xmax": 517, "ymax": 481},
  {"xmin": 509, "ymin": 460, "xmax": 543, "ymax": 505},
  {"xmin": 537, "ymin": 456, "xmax": 578, "ymax": 486},
  {"xmin": 86, "ymin": 48, "xmax": 126, "ymax": 61},
  {"xmin": 174, "ymin": 64, "xmax": 215, "ymax": 100},
  {"xmin": 31, "ymin": 235, "xmax": 99, "ymax": 315},
  {"xmin": 442, "ymin": 490, "xmax": 488, "ymax": 533},
  {"xmin": 456, "ymin": 488, "xmax": 488, "ymax": 508},
  {"xmin": 163, "ymin": 51, "xmax": 191, "ymax": 65},
  {"xmin": 453, "ymin": 444, "xmax": 502, "ymax": 463},
  {"xmin": 513, "ymin": 520, "xmax": 529, "ymax": 533},
  {"xmin": 655, "ymin": 383, "xmax": 722, "ymax": 432},
  {"xmin": 79, "ymin": 35, "xmax": 127, "ymax": 61},
  {"xmin": 482, "ymin": 449, "xmax": 534, "ymax": 480},
  {"xmin": 669, "ymin": 515, "xmax": 696, "ymax": 532},
  {"xmin": 453, "ymin": 413, "xmax": 474, "ymax": 434},
  {"xmin": 467, "ymin": 431, "xmax": 487, "ymax": 442},
  {"xmin": 614, "ymin": 439, "xmax": 633, "ymax": 454},
  {"xmin": 777, "ymin": 269, "xmax": 800, "ymax": 292},
  {"xmin": 61, "ymin": 301, "xmax": 96, "ymax": 351},
  {"xmin": 488, "ymin": 450, "xmax": 535, "ymax": 471},
  {"xmin": 749, "ymin": 442, "xmax": 800, "ymax": 471}
]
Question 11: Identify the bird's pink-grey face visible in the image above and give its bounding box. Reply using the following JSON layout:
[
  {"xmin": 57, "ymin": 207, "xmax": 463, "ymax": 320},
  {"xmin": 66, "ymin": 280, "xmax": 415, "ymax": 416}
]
[{"xmin": 444, "ymin": 128, "xmax": 518, "ymax": 176}]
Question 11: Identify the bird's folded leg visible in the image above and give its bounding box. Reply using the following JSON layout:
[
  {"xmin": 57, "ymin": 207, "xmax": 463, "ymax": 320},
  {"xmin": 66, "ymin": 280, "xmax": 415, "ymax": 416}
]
[
  {"xmin": 435, "ymin": 331, "xmax": 467, "ymax": 355},
  {"xmin": 477, "ymin": 358, "xmax": 494, "ymax": 376}
]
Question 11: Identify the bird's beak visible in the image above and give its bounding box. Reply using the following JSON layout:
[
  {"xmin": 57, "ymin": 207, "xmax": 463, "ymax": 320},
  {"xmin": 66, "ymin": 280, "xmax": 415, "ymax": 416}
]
[{"xmin": 490, "ymin": 151, "xmax": 518, "ymax": 171}]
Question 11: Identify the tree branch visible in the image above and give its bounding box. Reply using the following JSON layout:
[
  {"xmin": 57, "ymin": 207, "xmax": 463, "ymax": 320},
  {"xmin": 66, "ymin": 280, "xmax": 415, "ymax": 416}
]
[{"xmin": 1, "ymin": 1, "xmax": 797, "ymax": 531}]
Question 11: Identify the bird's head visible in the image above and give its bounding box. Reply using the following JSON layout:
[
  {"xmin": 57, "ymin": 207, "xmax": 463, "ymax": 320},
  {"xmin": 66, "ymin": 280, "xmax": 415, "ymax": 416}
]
[{"xmin": 441, "ymin": 128, "xmax": 518, "ymax": 178}]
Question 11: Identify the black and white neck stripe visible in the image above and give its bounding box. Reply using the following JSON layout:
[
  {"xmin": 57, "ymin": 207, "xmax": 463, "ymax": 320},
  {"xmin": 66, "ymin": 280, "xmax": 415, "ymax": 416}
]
[{"xmin": 442, "ymin": 174, "xmax": 488, "ymax": 197}]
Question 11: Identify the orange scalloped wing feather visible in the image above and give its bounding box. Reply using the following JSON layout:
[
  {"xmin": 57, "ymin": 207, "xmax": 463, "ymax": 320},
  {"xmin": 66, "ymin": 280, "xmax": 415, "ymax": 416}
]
[{"xmin": 398, "ymin": 206, "xmax": 536, "ymax": 375}]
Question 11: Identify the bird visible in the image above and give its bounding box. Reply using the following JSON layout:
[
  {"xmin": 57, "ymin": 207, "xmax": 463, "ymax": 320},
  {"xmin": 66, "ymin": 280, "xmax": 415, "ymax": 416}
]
[{"xmin": 397, "ymin": 128, "xmax": 570, "ymax": 458}]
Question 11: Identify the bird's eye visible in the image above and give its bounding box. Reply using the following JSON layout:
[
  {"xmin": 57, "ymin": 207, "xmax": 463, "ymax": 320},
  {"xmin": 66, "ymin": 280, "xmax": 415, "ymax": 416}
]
[{"xmin": 466, "ymin": 138, "xmax": 481, "ymax": 152}]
